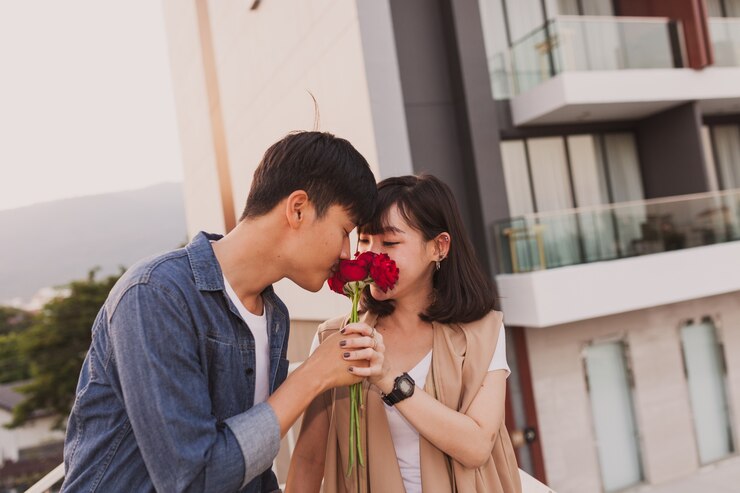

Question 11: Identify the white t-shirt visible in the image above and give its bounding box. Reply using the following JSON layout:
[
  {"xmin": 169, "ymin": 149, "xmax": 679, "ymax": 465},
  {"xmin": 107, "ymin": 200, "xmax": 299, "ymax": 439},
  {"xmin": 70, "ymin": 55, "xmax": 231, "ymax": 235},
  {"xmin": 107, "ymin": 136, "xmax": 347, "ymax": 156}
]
[
  {"xmin": 310, "ymin": 323, "xmax": 509, "ymax": 493},
  {"xmin": 222, "ymin": 275, "xmax": 271, "ymax": 404}
]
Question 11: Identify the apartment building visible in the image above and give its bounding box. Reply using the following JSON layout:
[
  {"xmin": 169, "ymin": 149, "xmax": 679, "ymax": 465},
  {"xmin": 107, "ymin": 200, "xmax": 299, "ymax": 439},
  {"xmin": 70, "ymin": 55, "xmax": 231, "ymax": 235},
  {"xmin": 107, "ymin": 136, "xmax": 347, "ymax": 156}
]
[{"xmin": 161, "ymin": 1, "xmax": 740, "ymax": 491}]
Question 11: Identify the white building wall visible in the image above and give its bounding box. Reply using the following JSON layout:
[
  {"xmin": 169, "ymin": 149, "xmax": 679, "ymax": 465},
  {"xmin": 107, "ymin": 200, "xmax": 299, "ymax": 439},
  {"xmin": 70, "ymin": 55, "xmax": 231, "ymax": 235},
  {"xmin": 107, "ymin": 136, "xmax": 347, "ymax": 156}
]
[
  {"xmin": 162, "ymin": 0, "xmax": 414, "ymax": 321},
  {"xmin": 527, "ymin": 291, "xmax": 740, "ymax": 493},
  {"xmin": 161, "ymin": 0, "xmax": 225, "ymax": 237},
  {"xmin": 0, "ymin": 410, "xmax": 64, "ymax": 465}
]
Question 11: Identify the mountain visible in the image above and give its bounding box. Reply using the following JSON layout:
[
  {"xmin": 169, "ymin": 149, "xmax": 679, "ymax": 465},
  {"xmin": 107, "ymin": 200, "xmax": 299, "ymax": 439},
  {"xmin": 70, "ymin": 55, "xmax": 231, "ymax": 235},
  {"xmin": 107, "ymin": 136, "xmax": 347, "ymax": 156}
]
[{"xmin": 0, "ymin": 183, "xmax": 188, "ymax": 304}]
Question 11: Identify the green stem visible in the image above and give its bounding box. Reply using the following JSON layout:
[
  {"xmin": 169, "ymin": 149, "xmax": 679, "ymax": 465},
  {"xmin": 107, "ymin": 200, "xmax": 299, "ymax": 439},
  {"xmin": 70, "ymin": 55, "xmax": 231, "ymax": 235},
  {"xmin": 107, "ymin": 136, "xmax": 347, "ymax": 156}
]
[{"xmin": 346, "ymin": 285, "xmax": 365, "ymax": 481}]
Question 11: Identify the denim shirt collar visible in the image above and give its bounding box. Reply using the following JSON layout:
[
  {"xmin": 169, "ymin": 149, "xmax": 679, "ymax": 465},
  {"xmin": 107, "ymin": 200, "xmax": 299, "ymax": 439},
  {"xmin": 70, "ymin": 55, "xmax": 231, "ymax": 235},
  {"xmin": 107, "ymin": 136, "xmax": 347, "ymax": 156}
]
[
  {"xmin": 186, "ymin": 231, "xmax": 229, "ymax": 292},
  {"xmin": 186, "ymin": 231, "xmax": 277, "ymax": 296},
  {"xmin": 185, "ymin": 231, "xmax": 284, "ymax": 327}
]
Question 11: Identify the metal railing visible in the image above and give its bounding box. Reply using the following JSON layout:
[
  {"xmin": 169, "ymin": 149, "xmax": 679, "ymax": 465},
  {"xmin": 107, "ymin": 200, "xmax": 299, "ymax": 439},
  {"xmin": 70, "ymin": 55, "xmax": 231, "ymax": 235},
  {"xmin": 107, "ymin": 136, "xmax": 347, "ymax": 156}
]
[{"xmin": 494, "ymin": 188, "xmax": 740, "ymax": 274}]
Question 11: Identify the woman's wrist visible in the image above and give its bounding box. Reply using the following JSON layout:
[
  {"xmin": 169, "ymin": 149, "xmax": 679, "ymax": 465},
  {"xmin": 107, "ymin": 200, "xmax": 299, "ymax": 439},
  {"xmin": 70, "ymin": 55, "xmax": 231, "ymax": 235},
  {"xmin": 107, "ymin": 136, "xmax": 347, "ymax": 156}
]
[{"xmin": 373, "ymin": 370, "xmax": 397, "ymax": 395}]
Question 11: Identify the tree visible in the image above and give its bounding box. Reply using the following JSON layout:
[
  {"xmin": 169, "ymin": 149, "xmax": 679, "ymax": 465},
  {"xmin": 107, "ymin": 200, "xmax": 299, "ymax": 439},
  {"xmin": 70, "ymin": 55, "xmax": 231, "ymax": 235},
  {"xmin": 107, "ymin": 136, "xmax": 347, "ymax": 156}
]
[
  {"xmin": 0, "ymin": 307, "xmax": 36, "ymax": 383},
  {"xmin": 0, "ymin": 332, "xmax": 32, "ymax": 384},
  {"xmin": 0, "ymin": 306, "xmax": 35, "ymax": 335},
  {"xmin": 8, "ymin": 269, "xmax": 122, "ymax": 429}
]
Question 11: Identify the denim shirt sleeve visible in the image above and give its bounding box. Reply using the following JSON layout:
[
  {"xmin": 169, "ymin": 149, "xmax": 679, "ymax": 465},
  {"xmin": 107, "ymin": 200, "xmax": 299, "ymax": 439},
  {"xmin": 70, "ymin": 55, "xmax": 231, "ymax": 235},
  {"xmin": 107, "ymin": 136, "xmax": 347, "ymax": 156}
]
[{"xmin": 108, "ymin": 283, "xmax": 281, "ymax": 492}]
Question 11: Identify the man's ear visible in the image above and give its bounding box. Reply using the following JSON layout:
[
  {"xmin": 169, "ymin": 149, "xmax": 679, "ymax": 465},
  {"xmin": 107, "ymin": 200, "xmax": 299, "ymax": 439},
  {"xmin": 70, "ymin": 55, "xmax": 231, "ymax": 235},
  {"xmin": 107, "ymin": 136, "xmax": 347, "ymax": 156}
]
[{"xmin": 285, "ymin": 190, "xmax": 310, "ymax": 229}]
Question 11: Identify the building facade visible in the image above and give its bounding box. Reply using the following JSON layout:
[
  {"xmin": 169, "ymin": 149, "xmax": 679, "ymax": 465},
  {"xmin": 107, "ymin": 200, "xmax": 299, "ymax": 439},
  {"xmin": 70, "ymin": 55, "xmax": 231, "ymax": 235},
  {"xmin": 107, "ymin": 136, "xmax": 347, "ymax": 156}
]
[{"xmin": 162, "ymin": 1, "xmax": 740, "ymax": 491}]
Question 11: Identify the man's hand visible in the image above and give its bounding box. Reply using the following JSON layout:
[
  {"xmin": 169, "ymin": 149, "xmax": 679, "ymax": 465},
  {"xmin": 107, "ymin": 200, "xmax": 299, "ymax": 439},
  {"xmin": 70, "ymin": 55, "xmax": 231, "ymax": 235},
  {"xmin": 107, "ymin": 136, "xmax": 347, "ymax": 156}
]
[
  {"xmin": 303, "ymin": 322, "xmax": 384, "ymax": 390},
  {"xmin": 267, "ymin": 322, "xmax": 385, "ymax": 437},
  {"xmin": 333, "ymin": 323, "xmax": 388, "ymax": 385}
]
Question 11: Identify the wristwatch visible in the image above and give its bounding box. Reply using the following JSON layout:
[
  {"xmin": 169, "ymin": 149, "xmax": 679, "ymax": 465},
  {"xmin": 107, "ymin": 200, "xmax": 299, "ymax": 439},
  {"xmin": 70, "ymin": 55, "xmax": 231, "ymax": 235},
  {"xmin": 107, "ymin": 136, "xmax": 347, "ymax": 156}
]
[{"xmin": 381, "ymin": 372, "xmax": 415, "ymax": 406}]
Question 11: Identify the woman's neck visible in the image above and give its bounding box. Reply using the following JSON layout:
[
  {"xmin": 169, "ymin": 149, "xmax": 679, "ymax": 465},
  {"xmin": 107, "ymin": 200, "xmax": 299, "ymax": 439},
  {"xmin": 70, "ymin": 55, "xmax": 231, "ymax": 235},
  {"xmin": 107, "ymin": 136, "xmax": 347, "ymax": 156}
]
[{"xmin": 380, "ymin": 290, "xmax": 434, "ymax": 334}]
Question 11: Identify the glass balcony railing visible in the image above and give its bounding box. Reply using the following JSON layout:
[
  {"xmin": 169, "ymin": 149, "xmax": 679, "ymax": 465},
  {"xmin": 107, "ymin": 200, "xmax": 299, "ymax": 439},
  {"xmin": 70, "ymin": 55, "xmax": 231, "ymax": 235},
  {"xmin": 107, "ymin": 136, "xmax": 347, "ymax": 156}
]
[
  {"xmin": 493, "ymin": 188, "xmax": 740, "ymax": 274},
  {"xmin": 492, "ymin": 16, "xmax": 684, "ymax": 98},
  {"xmin": 709, "ymin": 18, "xmax": 740, "ymax": 67}
]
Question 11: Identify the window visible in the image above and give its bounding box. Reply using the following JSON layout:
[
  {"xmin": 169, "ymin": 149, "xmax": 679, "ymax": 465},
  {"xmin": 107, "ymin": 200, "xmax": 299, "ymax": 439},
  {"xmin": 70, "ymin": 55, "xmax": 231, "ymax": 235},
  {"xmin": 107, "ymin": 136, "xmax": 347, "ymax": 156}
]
[{"xmin": 499, "ymin": 132, "xmax": 643, "ymax": 264}]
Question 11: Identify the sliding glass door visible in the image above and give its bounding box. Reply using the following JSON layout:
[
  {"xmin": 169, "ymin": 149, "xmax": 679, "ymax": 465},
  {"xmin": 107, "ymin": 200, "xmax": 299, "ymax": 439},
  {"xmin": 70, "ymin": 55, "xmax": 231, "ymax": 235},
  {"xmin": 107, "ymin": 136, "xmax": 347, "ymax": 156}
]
[
  {"xmin": 680, "ymin": 318, "xmax": 735, "ymax": 464},
  {"xmin": 584, "ymin": 341, "xmax": 643, "ymax": 492}
]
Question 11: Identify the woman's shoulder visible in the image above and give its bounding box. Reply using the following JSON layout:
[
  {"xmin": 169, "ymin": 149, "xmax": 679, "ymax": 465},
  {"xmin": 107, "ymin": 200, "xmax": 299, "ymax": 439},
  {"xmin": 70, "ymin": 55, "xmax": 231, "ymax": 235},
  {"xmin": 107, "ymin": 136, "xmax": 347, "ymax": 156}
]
[{"xmin": 455, "ymin": 309, "xmax": 503, "ymax": 332}]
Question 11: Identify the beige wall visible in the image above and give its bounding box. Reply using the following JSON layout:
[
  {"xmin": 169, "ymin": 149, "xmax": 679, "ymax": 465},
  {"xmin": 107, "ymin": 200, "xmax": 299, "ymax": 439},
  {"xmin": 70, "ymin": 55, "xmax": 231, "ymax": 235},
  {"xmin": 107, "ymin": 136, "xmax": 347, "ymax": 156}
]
[
  {"xmin": 161, "ymin": 0, "xmax": 405, "ymax": 321},
  {"xmin": 161, "ymin": 0, "xmax": 226, "ymax": 237},
  {"xmin": 161, "ymin": 0, "xmax": 384, "ymax": 239},
  {"xmin": 527, "ymin": 291, "xmax": 740, "ymax": 493}
]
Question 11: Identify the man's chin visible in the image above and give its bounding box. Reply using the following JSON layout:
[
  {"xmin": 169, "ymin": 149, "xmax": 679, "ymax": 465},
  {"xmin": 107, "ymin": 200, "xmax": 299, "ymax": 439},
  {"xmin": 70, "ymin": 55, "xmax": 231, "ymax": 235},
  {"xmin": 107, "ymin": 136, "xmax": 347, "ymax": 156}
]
[{"xmin": 294, "ymin": 278, "xmax": 325, "ymax": 293}]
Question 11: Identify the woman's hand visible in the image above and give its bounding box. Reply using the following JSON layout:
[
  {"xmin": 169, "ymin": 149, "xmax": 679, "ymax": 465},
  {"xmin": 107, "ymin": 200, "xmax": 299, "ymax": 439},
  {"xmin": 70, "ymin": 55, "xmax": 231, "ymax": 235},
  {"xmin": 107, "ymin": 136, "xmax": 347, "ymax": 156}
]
[{"xmin": 339, "ymin": 323, "xmax": 394, "ymax": 390}]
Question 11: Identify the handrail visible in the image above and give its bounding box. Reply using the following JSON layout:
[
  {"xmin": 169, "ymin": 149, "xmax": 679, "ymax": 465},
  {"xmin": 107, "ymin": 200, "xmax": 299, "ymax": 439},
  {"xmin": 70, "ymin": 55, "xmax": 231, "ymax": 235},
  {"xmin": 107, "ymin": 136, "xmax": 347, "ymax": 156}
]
[
  {"xmin": 24, "ymin": 462, "xmax": 64, "ymax": 493},
  {"xmin": 707, "ymin": 17, "xmax": 740, "ymax": 23},
  {"xmin": 509, "ymin": 15, "xmax": 674, "ymax": 53},
  {"xmin": 509, "ymin": 188, "xmax": 740, "ymax": 222}
]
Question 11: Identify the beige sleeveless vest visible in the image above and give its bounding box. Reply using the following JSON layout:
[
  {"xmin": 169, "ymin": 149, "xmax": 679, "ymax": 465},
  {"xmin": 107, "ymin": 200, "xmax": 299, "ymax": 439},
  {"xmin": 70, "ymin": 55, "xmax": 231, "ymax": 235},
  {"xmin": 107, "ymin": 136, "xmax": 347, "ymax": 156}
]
[{"xmin": 316, "ymin": 310, "xmax": 522, "ymax": 493}]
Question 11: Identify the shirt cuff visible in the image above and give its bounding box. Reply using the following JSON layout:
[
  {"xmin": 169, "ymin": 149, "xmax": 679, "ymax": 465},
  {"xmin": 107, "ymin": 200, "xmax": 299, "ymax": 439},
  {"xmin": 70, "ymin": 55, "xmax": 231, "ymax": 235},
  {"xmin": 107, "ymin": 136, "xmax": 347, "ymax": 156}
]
[{"xmin": 225, "ymin": 402, "xmax": 281, "ymax": 488}]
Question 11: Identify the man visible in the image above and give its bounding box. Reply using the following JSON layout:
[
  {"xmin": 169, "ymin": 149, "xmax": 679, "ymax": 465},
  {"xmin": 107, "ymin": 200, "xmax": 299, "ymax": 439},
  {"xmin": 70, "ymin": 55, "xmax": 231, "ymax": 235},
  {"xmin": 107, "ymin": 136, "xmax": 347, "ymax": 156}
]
[{"xmin": 61, "ymin": 131, "xmax": 384, "ymax": 492}]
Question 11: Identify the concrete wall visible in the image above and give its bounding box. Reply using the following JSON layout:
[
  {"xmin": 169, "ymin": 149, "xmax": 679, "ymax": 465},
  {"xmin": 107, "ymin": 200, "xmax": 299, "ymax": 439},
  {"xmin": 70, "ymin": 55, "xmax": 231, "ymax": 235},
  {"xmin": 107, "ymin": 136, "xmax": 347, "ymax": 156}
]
[
  {"xmin": 527, "ymin": 291, "xmax": 740, "ymax": 493},
  {"xmin": 161, "ymin": 0, "xmax": 414, "ymax": 321},
  {"xmin": 637, "ymin": 102, "xmax": 711, "ymax": 198},
  {"xmin": 161, "ymin": 0, "xmax": 225, "ymax": 237}
]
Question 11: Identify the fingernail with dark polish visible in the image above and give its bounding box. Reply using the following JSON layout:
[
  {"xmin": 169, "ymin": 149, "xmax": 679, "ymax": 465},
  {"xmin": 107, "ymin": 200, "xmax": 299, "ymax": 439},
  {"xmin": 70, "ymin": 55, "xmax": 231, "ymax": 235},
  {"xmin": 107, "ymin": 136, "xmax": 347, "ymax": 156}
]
[
  {"xmin": 348, "ymin": 367, "xmax": 354, "ymax": 372},
  {"xmin": 339, "ymin": 340, "xmax": 347, "ymax": 347},
  {"xmin": 340, "ymin": 328, "xmax": 346, "ymax": 334},
  {"xmin": 343, "ymin": 352, "xmax": 350, "ymax": 358}
]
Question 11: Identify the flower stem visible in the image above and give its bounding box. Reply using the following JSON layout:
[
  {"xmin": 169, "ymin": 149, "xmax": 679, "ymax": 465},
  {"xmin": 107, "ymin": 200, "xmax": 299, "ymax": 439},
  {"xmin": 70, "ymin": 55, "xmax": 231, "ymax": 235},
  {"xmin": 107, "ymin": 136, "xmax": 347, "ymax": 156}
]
[{"xmin": 345, "ymin": 286, "xmax": 365, "ymax": 479}]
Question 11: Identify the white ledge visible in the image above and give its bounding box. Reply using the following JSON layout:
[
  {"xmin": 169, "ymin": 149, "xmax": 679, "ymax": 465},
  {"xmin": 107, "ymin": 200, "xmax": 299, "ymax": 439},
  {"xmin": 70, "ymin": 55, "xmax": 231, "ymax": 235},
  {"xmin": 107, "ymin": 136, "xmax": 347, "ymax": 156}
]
[
  {"xmin": 511, "ymin": 67, "xmax": 740, "ymax": 126},
  {"xmin": 496, "ymin": 241, "xmax": 740, "ymax": 328}
]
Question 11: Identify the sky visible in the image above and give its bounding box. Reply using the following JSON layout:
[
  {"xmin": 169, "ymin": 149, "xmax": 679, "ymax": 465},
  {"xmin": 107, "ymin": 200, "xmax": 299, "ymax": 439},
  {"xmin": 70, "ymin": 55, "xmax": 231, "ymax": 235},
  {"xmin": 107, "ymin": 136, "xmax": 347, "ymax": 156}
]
[{"xmin": 0, "ymin": 0, "xmax": 183, "ymax": 212}]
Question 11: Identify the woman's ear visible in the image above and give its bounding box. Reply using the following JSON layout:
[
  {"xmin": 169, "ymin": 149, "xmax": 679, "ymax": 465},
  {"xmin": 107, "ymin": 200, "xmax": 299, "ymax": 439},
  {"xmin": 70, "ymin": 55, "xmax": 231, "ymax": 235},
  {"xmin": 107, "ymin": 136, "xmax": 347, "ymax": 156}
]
[
  {"xmin": 285, "ymin": 190, "xmax": 309, "ymax": 229},
  {"xmin": 434, "ymin": 232, "xmax": 451, "ymax": 260}
]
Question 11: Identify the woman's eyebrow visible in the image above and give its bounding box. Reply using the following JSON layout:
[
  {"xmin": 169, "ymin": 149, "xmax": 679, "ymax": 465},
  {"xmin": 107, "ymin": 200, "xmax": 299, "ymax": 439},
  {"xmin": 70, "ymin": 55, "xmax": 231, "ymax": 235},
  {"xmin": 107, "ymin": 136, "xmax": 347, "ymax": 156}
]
[{"xmin": 382, "ymin": 226, "xmax": 405, "ymax": 234}]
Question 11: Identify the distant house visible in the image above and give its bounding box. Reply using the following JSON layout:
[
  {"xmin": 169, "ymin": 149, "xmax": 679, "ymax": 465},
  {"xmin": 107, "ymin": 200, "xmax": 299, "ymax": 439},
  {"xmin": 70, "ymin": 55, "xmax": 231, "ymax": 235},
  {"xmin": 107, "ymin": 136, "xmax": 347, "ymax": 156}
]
[{"xmin": 0, "ymin": 383, "xmax": 64, "ymax": 490}]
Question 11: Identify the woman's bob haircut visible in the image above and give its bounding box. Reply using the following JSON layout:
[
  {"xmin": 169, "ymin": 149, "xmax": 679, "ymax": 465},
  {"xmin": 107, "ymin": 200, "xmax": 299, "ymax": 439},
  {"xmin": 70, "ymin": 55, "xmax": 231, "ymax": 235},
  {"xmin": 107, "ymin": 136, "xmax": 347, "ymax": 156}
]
[{"xmin": 359, "ymin": 174, "xmax": 495, "ymax": 324}]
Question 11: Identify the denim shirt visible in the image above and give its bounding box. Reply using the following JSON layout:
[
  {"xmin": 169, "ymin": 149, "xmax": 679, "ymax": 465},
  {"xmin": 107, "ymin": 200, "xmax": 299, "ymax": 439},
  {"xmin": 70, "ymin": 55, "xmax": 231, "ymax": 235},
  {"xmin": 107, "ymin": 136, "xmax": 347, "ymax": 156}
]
[{"xmin": 61, "ymin": 232, "xmax": 290, "ymax": 493}]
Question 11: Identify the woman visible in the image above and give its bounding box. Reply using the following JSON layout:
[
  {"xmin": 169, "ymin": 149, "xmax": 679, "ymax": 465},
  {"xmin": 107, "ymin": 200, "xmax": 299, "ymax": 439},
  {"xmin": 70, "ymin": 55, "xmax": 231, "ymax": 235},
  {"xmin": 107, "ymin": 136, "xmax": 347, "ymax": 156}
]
[{"xmin": 287, "ymin": 175, "xmax": 522, "ymax": 493}]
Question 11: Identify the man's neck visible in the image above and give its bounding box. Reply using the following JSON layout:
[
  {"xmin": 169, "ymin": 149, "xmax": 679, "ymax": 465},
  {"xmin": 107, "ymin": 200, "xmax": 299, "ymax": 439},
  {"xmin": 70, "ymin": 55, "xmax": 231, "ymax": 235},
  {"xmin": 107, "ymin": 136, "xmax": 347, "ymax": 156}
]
[{"xmin": 212, "ymin": 218, "xmax": 287, "ymax": 313}]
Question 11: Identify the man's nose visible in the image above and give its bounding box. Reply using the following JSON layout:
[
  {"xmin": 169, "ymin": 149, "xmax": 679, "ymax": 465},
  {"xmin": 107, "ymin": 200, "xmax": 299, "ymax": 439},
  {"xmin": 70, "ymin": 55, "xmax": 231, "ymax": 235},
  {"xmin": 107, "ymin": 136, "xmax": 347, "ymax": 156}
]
[{"xmin": 340, "ymin": 236, "xmax": 351, "ymax": 260}]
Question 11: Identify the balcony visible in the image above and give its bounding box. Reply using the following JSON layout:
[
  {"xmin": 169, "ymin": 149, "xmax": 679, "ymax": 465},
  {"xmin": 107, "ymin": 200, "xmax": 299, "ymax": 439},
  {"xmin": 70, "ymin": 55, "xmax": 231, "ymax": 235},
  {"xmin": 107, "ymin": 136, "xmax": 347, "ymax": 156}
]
[
  {"xmin": 508, "ymin": 16, "xmax": 682, "ymax": 96},
  {"xmin": 496, "ymin": 16, "xmax": 740, "ymax": 125},
  {"xmin": 494, "ymin": 189, "xmax": 740, "ymax": 327}
]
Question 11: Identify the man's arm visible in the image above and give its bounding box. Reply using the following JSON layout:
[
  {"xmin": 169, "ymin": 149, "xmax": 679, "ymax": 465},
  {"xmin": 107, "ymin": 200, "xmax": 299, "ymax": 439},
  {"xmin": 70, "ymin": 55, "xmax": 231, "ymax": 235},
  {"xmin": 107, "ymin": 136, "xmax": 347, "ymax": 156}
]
[
  {"xmin": 110, "ymin": 284, "xmax": 384, "ymax": 493},
  {"xmin": 110, "ymin": 283, "xmax": 276, "ymax": 493}
]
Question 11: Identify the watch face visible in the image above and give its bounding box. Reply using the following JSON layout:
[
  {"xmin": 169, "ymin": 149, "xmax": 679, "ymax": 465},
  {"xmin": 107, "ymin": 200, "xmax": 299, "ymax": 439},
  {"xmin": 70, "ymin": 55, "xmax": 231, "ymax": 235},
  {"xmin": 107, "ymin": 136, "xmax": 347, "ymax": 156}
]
[{"xmin": 398, "ymin": 377, "xmax": 414, "ymax": 395}]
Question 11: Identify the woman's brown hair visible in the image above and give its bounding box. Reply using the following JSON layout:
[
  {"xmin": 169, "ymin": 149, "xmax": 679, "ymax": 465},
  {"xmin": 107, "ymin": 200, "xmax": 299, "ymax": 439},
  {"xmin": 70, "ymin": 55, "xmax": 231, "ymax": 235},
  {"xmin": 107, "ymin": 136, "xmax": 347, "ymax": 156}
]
[{"xmin": 359, "ymin": 174, "xmax": 495, "ymax": 324}]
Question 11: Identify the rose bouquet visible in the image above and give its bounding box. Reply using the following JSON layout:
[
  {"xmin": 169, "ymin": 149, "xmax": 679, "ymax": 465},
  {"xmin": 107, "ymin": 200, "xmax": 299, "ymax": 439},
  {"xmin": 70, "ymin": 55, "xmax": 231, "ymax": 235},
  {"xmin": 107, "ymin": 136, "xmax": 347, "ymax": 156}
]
[{"xmin": 328, "ymin": 251, "xmax": 399, "ymax": 478}]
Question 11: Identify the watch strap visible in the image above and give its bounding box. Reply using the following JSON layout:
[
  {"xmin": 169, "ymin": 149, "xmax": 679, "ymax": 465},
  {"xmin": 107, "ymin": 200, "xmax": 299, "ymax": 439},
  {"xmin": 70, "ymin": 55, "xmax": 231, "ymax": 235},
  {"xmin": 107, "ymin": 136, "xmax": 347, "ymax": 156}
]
[{"xmin": 381, "ymin": 372, "xmax": 415, "ymax": 406}]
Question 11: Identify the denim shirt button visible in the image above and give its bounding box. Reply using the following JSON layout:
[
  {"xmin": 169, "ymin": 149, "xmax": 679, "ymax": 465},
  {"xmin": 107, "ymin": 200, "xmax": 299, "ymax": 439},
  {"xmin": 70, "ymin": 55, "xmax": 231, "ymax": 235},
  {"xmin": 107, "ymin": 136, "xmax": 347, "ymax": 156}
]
[{"xmin": 245, "ymin": 367, "xmax": 254, "ymax": 375}]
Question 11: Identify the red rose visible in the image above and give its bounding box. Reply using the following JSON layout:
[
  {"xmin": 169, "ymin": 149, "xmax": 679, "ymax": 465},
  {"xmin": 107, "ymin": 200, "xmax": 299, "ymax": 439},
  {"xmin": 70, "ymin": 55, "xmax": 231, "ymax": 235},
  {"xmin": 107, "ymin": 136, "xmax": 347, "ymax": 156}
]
[
  {"xmin": 338, "ymin": 259, "xmax": 369, "ymax": 282},
  {"xmin": 328, "ymin": 271, "xmax": 346, "ymax": 294},
  {"xmin": 354, "ymin": 251, "xmax": 374, "ymax": 268},
  {"xmin": 369, "ymin": 253, "xmax": 399, "ymax": 292}
]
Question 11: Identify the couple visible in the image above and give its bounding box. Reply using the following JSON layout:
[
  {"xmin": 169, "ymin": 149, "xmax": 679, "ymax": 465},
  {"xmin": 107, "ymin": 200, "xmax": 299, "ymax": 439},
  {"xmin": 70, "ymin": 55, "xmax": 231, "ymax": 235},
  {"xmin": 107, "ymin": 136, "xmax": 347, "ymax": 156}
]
[{"xmin": 61, "ymin": 131, "xmax": 521, "ymax": 493}]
